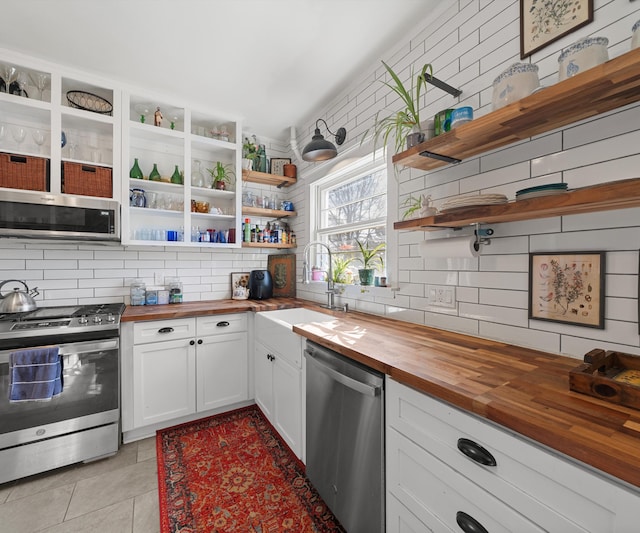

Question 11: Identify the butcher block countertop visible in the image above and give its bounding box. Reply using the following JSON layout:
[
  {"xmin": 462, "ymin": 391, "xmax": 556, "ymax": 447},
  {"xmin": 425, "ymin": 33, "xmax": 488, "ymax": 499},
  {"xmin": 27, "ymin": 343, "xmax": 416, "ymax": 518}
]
[{"xmin": 121, "ymin": 299, "xmax": 640, "ymax": 489}]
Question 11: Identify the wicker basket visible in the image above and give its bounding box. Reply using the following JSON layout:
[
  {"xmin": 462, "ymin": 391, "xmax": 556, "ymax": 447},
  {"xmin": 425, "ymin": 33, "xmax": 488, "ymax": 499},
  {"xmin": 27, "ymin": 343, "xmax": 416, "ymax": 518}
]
[
  {"xmin": 0, "ymin": 152, "xmax": 49, "ymax": 191},
  {"xmin": 62, "ymin": 162, "xmax": 112, "ymax": 198}
]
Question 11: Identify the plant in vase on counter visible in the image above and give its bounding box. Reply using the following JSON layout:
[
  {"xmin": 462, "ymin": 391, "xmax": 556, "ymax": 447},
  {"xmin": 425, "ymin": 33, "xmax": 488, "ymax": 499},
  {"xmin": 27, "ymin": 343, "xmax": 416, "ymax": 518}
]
[
  {"xmin": 207, "ymin": 161, "xmax": 235, "ymax": 190},
  {"xmin": 356, "ymin": 239, "xmax": 385, "ymax": 286}
]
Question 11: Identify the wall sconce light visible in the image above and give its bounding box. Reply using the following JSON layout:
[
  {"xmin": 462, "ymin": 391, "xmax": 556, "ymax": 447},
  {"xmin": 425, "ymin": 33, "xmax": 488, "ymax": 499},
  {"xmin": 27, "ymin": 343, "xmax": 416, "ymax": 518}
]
[{"xmin": 301, "ymin": 119, "xmax": 347, "ymax": 162}]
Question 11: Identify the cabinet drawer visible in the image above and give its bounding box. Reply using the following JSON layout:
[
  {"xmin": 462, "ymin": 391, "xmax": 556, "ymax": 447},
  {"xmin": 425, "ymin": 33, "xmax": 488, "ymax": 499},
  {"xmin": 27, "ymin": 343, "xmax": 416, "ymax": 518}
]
[
  {"xmin": 387, "ymin": 427, "xmax": 546, "ymax": 533},
  {"xmin": 387, "ymin": 378, "xmax": 631, "ymax": 532},
  {"xmin": 196, "ymin": 313, "xmax": 247, "ymax": 336},
  {"xmin": 133, "ymin": 318, "xmax": 196, "ymax": 344}
]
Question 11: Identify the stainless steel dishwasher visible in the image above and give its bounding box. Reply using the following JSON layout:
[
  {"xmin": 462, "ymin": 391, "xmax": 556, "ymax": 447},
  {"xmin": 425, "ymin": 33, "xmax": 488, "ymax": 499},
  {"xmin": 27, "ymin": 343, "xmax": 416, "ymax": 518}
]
[{"xmin": 305, "ymin": 340, "xmax": 384, "ymax": 533}]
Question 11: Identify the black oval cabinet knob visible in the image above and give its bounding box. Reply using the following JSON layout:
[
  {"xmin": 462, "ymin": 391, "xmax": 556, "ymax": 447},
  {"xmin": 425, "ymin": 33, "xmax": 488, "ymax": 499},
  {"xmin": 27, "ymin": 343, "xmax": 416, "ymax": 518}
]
[
  {"xmin": 158, "ymin": 327, "xmax": 174, "ymax": 334},
  {"xmin": 456, "ymin": 511, "xmax": 489, "ymax": 533},
  {"xmin": 189, "ymin": 340, "xmax": 195, "ymax": 346},
  {"xmin": 457, "ymin": 438, "xmax": 497, "ymax": 467},
  {"xmin": 216, "ymin": 321, "xmax": 230, "ymax": 327},
  {"xmin": 197, "ymin": 339, "xmax": 203, "ymax": 344}
]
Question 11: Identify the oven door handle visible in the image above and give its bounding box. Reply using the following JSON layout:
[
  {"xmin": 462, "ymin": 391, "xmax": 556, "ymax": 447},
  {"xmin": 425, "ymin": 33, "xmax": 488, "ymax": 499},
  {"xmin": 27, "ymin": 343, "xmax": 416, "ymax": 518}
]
[{"xmin": 0, "ymin": 338, "xmax": 119, "ymax": 363}]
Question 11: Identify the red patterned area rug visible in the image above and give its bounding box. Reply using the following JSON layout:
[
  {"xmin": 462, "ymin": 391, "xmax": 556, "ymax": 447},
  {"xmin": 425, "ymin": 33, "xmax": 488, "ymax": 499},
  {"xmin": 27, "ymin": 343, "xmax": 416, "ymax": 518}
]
[{"xmin": 156, "ymin": 404, "xmax": 345, "ymax": 532}]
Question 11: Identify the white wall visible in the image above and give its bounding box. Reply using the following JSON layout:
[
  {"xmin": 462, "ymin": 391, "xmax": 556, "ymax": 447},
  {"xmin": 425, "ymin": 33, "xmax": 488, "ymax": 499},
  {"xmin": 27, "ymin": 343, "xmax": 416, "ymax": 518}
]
[{"xmin": 293, "ymin": 0, "xmax": 640, "ymax": 358}]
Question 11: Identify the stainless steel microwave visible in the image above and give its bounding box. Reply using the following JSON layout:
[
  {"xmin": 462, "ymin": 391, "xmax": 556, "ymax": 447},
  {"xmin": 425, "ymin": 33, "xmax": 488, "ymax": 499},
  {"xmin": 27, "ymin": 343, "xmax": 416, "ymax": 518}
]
[{"xmin": 0, "ymin": 191, "xmax": 120, "ymax": 242}]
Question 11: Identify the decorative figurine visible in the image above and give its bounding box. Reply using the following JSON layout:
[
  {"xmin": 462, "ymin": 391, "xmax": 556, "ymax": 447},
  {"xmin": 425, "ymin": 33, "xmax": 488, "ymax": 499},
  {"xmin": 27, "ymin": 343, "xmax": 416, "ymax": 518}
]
[{"xmin": 154, "ymin": 107, "xmax": 163, "ymax": 127}]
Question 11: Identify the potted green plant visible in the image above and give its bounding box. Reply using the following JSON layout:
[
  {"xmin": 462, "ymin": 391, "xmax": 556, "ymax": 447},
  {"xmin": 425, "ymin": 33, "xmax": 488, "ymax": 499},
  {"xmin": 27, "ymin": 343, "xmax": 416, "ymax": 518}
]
[
  {"xmin": 242, "ymin": 135, "xmax": 258, "ymax": 170},
  {"xmin": 364, "ymin": 60, "xmax": 433, "ymax": 155},
  {"xmin": 356, "ymin": 239, "xmax": 385, "ymax": 286},
  {"xmin": 401, "ymin": 194, "xmax": 436, "ymax": 220},
  {"xmin": 207, "ymin": 161, "xmax": 235, "ymax": 190},
  {"xmin": 332, "ymin": 255, "xmax": 355, "ymax": 284}
]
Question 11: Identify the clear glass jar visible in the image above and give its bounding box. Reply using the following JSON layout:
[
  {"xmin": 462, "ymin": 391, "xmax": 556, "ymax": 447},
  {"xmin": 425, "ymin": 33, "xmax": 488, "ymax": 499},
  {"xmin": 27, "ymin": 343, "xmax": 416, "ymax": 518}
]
[
  {"xmin": 130, "ymin": 279, "xmax": 146, "ymax": 306},
  {"xmin": 191, "ymin": 160, "xmax": 204, "ymax": 187}
]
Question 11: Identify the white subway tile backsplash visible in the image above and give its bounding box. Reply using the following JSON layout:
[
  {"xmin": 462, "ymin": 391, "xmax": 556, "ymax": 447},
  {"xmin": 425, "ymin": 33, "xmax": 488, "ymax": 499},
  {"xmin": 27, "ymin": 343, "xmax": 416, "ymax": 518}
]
[
  {"xmin": 606, "ymin": 275, "xmax": 638, "ymax": 299},
  {"xmin": 531, "ymin": 227, "xmax": 640, "ymax": 252},
  {"xmin": 0, "ymin": 260, "xmax": 27, "ymax": 270},
  {"xmin": 480, "ymin": 322, "xmax": 560, "ymax": 353},
  {"xmin": 456, "ymin": 286, "xmax": 479, "ymax": 303},
  {"xmin": 44, "ymin": 269, "xmax": 94, "ymax": 279},
  {"xmin": 426, "ymin": 311, "xmax": 479, "ymax": 336},
  {"xmin": 607, "ymin": 251, "xmax": 639, "ymax": 275},
  {"xmin": 561, "ymin": 335, "xmax": 640, "ymax": 359},
  {"xmin": 564, "ymin": 104, "xmax": 640, "ymax": 149},
  {"xmin": 479, "ymin": 253, "xmax": 528, "ymax": 271},
  {"xmin": 606, "ymin": 297, "xmax": 638, "ymax": 322},
  {"xmin": 562, "ymin": 207, "xmax": 640, "ymax": 232},
  {"xmin": 480, "ymin": 288, "xmax": 528, "ymax": 309},
  {"xmin": 459, "ymin": 302, "xmax": 528, "ymax": 327},
  {"xmin": 459, "ymin": 271, "xmax": 528, "ymax": 290}
]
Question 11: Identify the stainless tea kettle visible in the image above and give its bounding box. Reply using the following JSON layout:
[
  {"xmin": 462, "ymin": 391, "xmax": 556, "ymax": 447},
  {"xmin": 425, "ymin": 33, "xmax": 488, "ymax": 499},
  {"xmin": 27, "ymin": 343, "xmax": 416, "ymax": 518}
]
[{"xmin": 0, "ymin": 280, "xmax": 39, "ymax": 313}]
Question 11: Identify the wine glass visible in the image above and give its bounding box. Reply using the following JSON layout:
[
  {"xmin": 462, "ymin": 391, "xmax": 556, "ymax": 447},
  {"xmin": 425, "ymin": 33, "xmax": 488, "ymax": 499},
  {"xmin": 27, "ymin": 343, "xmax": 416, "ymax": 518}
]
[
  {"xmin": 16, "ymin": 72, "xmax": 29, "ymax": 97},
  {"xmin": 29, "ymin": 72, "xmax": 49, "ymax": 101},
  {"xmin": 11, "ymin": 126, "xmax": 26, "ymax": 149},
  {"xmin": 1, "ymin": 64, "xmax": 17, "ymax": 93},
  {"xmin": 32, "ymin": 129, "xmax": 46, "ymax": 153}
]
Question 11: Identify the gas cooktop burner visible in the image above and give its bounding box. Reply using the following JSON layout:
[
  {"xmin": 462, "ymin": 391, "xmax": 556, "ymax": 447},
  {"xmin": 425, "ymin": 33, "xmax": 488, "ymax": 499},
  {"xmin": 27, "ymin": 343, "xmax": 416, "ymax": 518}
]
[{"xmin": 0, "ymin": 303, "xmax": 125, "ymax": 347}]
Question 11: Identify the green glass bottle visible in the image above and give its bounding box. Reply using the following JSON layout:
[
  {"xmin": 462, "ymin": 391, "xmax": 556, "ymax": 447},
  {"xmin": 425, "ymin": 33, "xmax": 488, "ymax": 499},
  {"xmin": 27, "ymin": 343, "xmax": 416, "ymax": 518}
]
[
  {"xmin": 149, "ymin": 163, "xmax": 161, "ymax": 181},
  {"xmin": 129, "ymin": 158, "xmax": 143, "ymax": 179},
  {"xmin": 170, "ymin": 165, "xmax": 182, "ymax": 184}
]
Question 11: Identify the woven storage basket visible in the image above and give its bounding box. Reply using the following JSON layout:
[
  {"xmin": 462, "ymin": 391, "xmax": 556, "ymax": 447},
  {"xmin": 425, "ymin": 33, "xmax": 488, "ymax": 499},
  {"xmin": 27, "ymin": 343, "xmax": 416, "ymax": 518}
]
[
  {"xmin": 62, "ymin": 162, "xmax": 112, "ymax": 198},
  {"xmin": 0, "ymin": 152, "xmax": 49, "ymax": 191}
]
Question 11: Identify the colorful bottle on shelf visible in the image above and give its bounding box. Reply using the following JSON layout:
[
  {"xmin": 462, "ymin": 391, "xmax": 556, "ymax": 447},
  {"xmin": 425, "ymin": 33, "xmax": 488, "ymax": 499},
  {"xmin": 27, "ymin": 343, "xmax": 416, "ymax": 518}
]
[
  {"xmin": 170, "ymin": 165, "xmax": 182, "ymax": 184},
  {"xmin": 129, "ymin": 158, "xmax": 143, "ymax": 179},
  {"xmin": 149, "ymin": 163, "xmax": 161, "ymax": 181},
  {"xmin": 244, "ymin": 218, "xmax": 251, "ymax": 242}
]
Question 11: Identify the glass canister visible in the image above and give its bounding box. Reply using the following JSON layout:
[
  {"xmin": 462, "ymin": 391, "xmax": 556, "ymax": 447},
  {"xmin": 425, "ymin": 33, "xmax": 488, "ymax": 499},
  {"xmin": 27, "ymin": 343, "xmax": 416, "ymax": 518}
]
[
  {"xmin": 130, "ymin": 279, "xmax": 146, "ymax": 306},
  {"xmin": 166, "ymin": 277, "xmax": 183, "ymax": 303}
]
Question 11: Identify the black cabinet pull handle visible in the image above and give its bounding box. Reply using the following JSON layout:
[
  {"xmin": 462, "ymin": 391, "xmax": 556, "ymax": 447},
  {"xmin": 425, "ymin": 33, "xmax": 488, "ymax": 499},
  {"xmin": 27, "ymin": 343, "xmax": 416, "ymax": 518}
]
[
  {"xmin": 457, "ymin": 438, "xmax": 497, "ymax": 467},
  {"xmin": 456, "ymin": 511, "xmax": 489, "ymax": 533},
  {"xmin": 216, "ymin": 321, "xmax": 230, "ymax": 327},
  {"xmin": 197, "ymin": 339, "xmax": 203, "ymax": 344},
  {"xmin": 158, "ymin": 327, "xmax": 174, "ymax": 334},
  {"xmin": 189, "ymin": 340, "xmax": 195, "ymax": 346}
]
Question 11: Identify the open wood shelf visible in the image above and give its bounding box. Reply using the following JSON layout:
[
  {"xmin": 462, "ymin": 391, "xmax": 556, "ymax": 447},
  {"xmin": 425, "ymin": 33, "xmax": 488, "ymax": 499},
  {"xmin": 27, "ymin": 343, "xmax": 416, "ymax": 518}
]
[
  {"xmin": 393, "ymin": 178, "xmax": 640, "ymax": 231},
  {"xmin": 242, "ymin": 206, "xmax": 297, "ymax": 218},
  {"xmin": 242, "ymin": 169, "xmax": 296, "ymax": 188},
  {"xmin": 241, "ymin": 242, "xmax": 296, "ymax": 249},
  {"xmin": 392, "ymin": 48, "xmax": 640, "ymax": 172}
]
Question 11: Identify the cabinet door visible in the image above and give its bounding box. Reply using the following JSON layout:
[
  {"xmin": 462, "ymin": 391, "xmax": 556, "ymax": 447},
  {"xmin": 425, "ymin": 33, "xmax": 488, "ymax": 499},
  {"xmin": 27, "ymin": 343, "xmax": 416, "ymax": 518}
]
[
  {"xmin": 254, "ymin": 340, "xmax": 274, "ymax": 420},
  {"xmin": 196, "ymin": 332, "xmax": 248, "ymax": 412},
  {"xmin": 273, "ymin": 355, "xmax": 302, "ymax": 458},
  {"xmin": 132, "ymin": 338, "xmax": 195, "ymax": 428}
]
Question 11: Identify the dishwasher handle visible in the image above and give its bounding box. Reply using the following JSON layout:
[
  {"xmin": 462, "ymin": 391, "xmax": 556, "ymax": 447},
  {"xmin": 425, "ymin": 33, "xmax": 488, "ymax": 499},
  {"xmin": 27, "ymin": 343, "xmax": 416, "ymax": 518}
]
[{"xmin": 305, "ymin": 348, "xmax": 381, "ymax": 397}]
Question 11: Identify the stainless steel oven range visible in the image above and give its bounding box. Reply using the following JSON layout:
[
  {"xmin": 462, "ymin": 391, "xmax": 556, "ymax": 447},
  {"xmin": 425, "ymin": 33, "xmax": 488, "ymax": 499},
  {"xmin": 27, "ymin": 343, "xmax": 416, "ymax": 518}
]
[{"xmin": 0, "ymin": 303, "xmax": 124, "ymax": 484}]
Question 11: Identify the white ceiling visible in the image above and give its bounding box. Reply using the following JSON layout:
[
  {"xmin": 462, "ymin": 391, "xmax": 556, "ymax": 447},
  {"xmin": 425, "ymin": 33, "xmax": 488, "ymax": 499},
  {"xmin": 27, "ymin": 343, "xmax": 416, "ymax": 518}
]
[{"xmin": 1, "ymin": 0, "xmax": 441, "ymax": 140}]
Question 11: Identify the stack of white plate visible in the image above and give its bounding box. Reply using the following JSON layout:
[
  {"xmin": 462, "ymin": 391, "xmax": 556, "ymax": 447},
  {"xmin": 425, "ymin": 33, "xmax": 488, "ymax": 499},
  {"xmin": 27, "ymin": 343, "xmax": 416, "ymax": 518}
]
[
  {"xmin": 515, "ymin": 183, "xmax": 568, "ymax": 200},
  {"xmin": 440, "ymin": 193, "xmax": 508, "ymax": 212}
]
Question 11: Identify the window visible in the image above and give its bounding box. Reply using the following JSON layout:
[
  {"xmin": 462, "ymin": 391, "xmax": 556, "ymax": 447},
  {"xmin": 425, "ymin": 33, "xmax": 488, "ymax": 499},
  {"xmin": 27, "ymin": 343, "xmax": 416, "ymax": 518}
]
[{"xmin": 311, "ymin": 150, "xmax": 387, "ymax": 284}]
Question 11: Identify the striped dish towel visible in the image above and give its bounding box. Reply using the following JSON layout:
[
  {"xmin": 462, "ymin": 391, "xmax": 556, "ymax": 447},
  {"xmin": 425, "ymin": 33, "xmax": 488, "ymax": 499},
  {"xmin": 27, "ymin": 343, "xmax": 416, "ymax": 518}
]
[{"xmin": 9, "ymin": 347, "xmax": 63, "ymax": 402}]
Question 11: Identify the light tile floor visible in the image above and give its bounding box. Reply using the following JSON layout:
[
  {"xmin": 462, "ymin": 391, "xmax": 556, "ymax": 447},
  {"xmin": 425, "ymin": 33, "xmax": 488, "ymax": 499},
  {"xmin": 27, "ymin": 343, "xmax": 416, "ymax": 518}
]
[{"xmin": 0, "ymin": 437, "xmax": 159, "ymax": 533}]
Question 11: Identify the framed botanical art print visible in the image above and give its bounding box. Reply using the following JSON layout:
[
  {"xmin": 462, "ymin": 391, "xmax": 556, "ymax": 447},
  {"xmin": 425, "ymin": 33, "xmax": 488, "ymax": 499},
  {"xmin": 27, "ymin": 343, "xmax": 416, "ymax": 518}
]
[
  {"xmin": 520, "ymin": 0, "xmax": 593, "ymax": 58},
  {"xmin": 267, "ymin": 253, "xmax": 296, "ymax": 298},
  {"xmin": 269, "ymin": 158, "xmax": 291, "ymax": 177},
  {"xmin": 529, "ymin": 251, "xmax": 605, "ymax": 328}
]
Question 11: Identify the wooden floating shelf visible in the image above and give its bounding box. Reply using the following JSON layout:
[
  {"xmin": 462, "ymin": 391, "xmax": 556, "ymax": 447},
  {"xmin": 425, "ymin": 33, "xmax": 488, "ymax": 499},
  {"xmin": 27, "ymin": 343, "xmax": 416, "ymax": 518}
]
[
  {"xmin": 242, "ymin": 169, "xmax": 296, "ymax": 188},
  {"xmin": 393, "ymin": 47, "xmax": 640, "ymax": 172},
  {"xmin": 241, "ymin": 242, "xmax": 296, "ymax": 249},
  {"xmin": 393, "ymin": 178, "xmax": 640, "ymax": 231},
  {"xmin": 242, "ymin": 206, "xmax": 296, "ymax": 218}
]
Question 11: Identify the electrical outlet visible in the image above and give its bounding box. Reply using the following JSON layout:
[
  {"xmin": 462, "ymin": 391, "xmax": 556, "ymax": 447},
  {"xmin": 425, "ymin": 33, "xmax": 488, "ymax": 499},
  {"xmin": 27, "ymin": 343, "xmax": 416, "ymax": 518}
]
[{"xmin": 427, "ymin": 284, "xmax": 456, "ymax": 308}]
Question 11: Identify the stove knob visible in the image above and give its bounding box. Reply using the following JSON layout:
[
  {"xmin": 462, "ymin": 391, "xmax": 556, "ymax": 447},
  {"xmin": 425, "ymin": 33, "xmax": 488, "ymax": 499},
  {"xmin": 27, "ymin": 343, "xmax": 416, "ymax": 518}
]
[
  {"xmin": 92, "ymin": 316, "xmax": 102, "ymax": 324},
  {"xmin": 106, "ymin": 313, "xmax": 116, "ymax": 322},
  {"xmin": 79, "ymin": 315, "xmax": 88, "ymax": 324}
]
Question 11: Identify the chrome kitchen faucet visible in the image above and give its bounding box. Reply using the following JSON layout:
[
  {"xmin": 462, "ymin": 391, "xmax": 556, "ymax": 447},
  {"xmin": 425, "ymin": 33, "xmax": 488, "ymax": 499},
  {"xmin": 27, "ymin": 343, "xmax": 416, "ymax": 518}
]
[{"xmin": 301, "ymin": 241, "xmax": 347, "ymax": 312}]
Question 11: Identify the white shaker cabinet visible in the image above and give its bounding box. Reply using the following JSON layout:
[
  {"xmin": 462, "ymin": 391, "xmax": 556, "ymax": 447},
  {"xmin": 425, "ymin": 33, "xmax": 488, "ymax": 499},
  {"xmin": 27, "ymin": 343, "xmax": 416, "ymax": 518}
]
[
  {"xmin": 254, "ymin": 339, "xmax": 303, "ymax": 460},
  {"xmin": 386, "ymin": 378, "xmax": 640, "ymax": 533},
  {"xmin": 121, "ymin": 314, "xmax": 249, "ymax": 442}
]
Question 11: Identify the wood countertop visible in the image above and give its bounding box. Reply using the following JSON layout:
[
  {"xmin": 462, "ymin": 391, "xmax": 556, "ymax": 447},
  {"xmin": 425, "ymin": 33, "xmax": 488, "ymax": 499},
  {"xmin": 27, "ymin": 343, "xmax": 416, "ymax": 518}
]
[
  {"xmin": 291, "ymin": 310, "xmax": 640, "ymax": 490},
  {"xmin": 121, "ymin": 298, "xmax": 305, "ymax": 321},
  {"xmin": 120, "ymin": 299, "xmax": 640, "ymax": 489}
]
